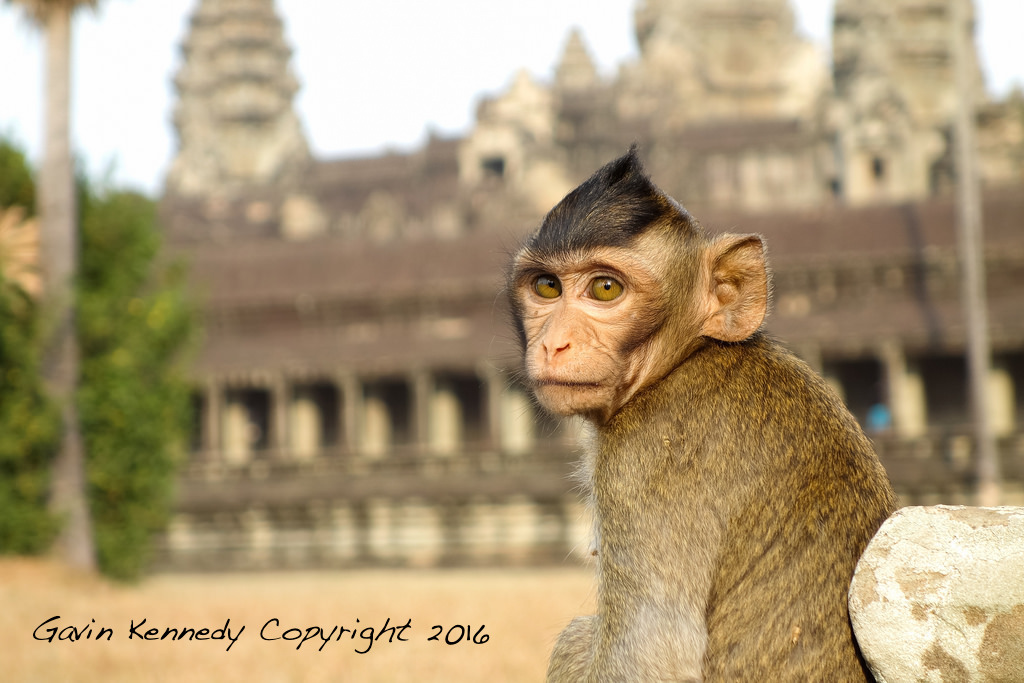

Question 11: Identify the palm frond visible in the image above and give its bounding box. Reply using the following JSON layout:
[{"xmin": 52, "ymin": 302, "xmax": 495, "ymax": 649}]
[
  {"xmin": 7, "ymin": 0, "xmax": 98, "ymax": 22},
  {"xmin": 0, "ymin": 206, "xmax": 43, "ymax": 298}
]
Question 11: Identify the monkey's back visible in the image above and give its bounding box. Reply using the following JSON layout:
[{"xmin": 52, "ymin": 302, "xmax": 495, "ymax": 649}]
[
  {"xmin": 600, "ymin": 334, "xmax": 898, "ymax": 682},
  {"xmin": 708, "ymin": 338, "xmax": 896, "ymax": 680}
]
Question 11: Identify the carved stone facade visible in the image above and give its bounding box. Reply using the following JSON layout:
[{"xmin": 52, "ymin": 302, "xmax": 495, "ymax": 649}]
[
  {"xmin": 455, "ymin": 0, "xmax": 1024, "ymax": 214},
  {"xmin": 155, "ymin": 0, "xmax": 1024, "ymax": 571},
  {"xmin": 629, "ymin": 0, "xmax": 827, "ymax": 123},
  {"xmin": 165, "ymin": 0, "xmax": 309, "ymax": 199},
  {"xmin": 831, "ymin": 0, "xmax": 984, "ymax": 205}
]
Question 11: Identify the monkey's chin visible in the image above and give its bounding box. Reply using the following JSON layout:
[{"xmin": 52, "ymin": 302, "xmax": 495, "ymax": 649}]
[{"xmin": 532, "ymin": 381, "xmax": 614, "ymax": 418}]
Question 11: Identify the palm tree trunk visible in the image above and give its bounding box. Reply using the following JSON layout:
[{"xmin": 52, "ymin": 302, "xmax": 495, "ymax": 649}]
[
  {"xmin": 39, "ymin": 3, "xmax": 96, "ymax": 571},
  {"xmin": 952, "ymin": 0, "xmax": 1000, "ymax": 506}
]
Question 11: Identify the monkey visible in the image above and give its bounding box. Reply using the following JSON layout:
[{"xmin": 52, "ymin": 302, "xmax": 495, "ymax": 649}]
[{"xmin": 508, "ymin": 147, "xmax": 898, "ymax": 682}]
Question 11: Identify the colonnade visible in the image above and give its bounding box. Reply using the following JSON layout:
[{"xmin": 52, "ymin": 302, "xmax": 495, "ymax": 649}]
[
  {"xmin": 193, "ymin": 365, "xmax": 549, "ymax": 465},
  {"xmin": 193, "ymin": 343, "xmax": 1022, "ymax": 466},
  {"xmin": 797, "ymin": 343, "xmax": 1021, "ymax": 439},
  {"xmin": 162, "ymin": 345, "xmax": 1024, "ymax": 571}
]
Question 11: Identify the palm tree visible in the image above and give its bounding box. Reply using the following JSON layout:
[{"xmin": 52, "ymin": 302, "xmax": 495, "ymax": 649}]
[{"xmin": 9, "ymin": 0, "xmax": 98, "ymax": 570}]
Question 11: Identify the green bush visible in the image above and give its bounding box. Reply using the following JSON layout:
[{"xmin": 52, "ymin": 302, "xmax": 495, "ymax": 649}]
[
  {"xmin": 0, "ymin": 138, "xmax": 59, "ymax": 554},
  {"xmin": 0, "ymin": 139, "xmax": 36, "ymax": 215},
  {"xmin": 0, "ymin": 271, "xmax": 61, "ymax": 554},
  {"xmin": 0, "ymin": 138, "xmax": 197, "ymax": 579},
  {"xmin": 77, "ymin": 187, "xmax": 196, "ymax": 580}
]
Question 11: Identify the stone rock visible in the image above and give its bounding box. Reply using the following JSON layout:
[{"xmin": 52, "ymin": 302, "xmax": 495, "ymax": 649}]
[{"xmin": 849, "ymin": 505, "xmax": 1024, "ymax": 683}]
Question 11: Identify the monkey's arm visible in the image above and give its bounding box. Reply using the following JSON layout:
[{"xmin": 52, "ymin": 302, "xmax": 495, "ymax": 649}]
[
  {"xmin": 585, "ymin": 431, "xmax": 723, "ymax": 682},
  {"xmin": 546, "ymin": 615, "xmax": 597, "ymax": 682}
]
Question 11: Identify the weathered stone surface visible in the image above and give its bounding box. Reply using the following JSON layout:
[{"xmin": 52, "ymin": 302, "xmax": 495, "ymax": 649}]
[
  {"xmin": 166, "ymin": 0, "xmax": 310, "ymax": 198},
  {"xmin": 849, "ymin": 505, "xmax": 1024, "ymax": 683}
]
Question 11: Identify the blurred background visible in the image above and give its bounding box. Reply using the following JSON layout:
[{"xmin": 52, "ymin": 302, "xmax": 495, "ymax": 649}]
[{"xmin": 1, "ymin": 0, "xmax": 1024, "ymax": 680}]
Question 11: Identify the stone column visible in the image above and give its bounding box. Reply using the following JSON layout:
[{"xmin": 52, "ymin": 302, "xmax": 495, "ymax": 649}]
[
  {"xmin": 410, "ymin": 369, "xmax": 432, "ymax": 450},
  {"xmin": 989, "ymin": 359, "xmax": 1016, "ymax": 438},
  {"xmin": 479, "ymin": 365, "xmax": 504, "ymax": 452},
  {"xmin": 879, "ymin": 341, "xmax": 927, "ymax": 438},
  {"xmin": 339, "ymin": 373, "xmax": 361, "ymax": 454},
  {"xmin": 203, "ymin": 379, "xmax": 222, "ymax": 458},
  {"xmin": 290, "ymin": 384, "xmax": 321, "ymax": 461},
  {"xmin": 362, "ymin": 383, "xmax": 391, "ymax": 459},
  {"xmin": 429, "ymin": 379, "xmax": 461, "ymax": 456},
  {"xmin": 501, "ymin": 385, "xmax": 535, "ymax": 455},
  {"xmin": 222, "ymin": 386, "xmax": 251, "ymax": 465},
  {"xmin": 270, "ymin": 375, "xmax": 289, "ymax": 457}
]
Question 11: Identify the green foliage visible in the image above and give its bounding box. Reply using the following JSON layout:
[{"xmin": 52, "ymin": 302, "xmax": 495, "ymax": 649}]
[
  {"xmin": 0, "ymin": 138, "xmax": 37, "ymax": 215},
  {"xmin": 0, "ymin": 270, "xmax": 61, "ymax": 553},
  {"xmin": 77, "ymin": 186, "xmax": 196, "ymax": 581},
  {"xmin": 0, "ymin": 138, "xmax": 59, "ymax": 553},
  {"xmin": 0, "ymin": 136, "xmax": 196, "ymax": 579}
]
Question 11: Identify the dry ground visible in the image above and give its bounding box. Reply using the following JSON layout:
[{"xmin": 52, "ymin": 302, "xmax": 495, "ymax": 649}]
[{"xmin": 0, "ymin": 559, "xmax": 596, "ymax": 683}]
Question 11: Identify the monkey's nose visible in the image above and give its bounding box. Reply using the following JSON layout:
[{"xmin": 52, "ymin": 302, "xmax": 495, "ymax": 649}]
[
  {"xmin": 541, "ymin": 339, "xmax": 571, "ymax": 362},
  {"xmin": 550, "ymin": 341, "xmax": 570, "ymax": 356}
]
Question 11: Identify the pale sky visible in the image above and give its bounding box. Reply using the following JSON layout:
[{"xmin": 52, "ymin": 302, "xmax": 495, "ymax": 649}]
[{"xmin": 0, "ymin": 1, "xmax": 1021, "ymax": 196}]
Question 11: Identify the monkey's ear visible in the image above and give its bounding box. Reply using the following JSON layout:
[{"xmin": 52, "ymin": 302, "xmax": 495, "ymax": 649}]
[{"xmin": 700, "ymin": 234, "xmax": 768, "ymax": 343}]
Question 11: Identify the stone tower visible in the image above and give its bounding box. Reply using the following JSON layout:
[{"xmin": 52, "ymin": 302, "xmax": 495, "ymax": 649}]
[
  {"xmin": 831, "ymin": 0, "xmax": 986, "ymax": 205},
  {"xmin": 165, "ymin": 0, "xmax": 310, "ymax": 198},
  {"xmin": 554, "ymin": 28, "xmax": 599, "ymax": 93},
  {"xmin": 624, "ymin": 0, "xmax": 827, "ymax": 127}
]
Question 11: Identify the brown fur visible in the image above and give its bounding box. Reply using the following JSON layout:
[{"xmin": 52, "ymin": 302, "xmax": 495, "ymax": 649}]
[
  {"xmin": 542, "ymin": 335, "xmax": 898, "ymax": 682},
  {"xmin": 511, "ymin": 149, "xmax": 897, "ymax": 682}
]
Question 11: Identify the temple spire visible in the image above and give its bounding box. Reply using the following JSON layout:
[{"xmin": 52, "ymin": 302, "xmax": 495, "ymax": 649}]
[
  {"xmin": 165, "ymin": 0, "xmax": 309, "ymax": 198},
  {"xmin": 555, "ymin": 28, "xmax": 599, "ymax": 91},
  {"xmin": 625, "ymin": 0, "xmax": 824, "ymax": 124}
]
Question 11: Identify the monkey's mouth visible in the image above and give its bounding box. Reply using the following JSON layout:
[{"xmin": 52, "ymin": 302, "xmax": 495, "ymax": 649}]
[
  {"xmin": 533, "ymin": 379, "xmax": 603, "ymax": 390},
  {"xmin": 530, "ymin": 378, "xmax": 612, "ymax": 417}
]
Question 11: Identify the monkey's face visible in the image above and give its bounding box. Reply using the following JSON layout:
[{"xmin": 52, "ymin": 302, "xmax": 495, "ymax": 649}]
[
  {"xmin": 510, "ymin": 230, "xmax": 770, "ymax": 424},
  {"xmin": 508, "ymin": 147, "xmax": 770, "ymax": 425},
  {"xmin": 511, "ymin": 243, "xmax": 673, "ymax": 424}
]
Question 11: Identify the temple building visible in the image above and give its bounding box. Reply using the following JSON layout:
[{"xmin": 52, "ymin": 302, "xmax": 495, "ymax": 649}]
[{"xmin": 155, "ymin": 0, "xmax": 1024, "ymax": 570}]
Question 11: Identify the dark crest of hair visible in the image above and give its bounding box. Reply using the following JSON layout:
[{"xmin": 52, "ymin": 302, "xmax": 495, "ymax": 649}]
[{"xmin": 525, "ymin": 145, "xmax": 693, "ymax": 255}]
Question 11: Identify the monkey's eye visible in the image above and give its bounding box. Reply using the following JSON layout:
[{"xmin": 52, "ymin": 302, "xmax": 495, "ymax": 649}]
[
  {"xmin": 590, "ymin": 277, "xmax": 624, "ymax": 301},
  {"xmin": 533, "ymin": 275, "xmax": 562, "ymax": 299}
]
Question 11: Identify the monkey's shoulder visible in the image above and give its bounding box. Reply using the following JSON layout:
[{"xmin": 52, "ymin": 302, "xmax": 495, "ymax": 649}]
[
  {"xmin": 619, "ymin": 334, "xmax": 879, "ymax": 463},
  {"xmin": 661, "ymin": 334, "xmax": 846, "ymax": 416}
]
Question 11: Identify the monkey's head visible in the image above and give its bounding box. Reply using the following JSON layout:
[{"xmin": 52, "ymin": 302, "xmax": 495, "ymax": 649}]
[{"xmin": 509, "ymin": 147, "xmax": 769, "ymax": 424}]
